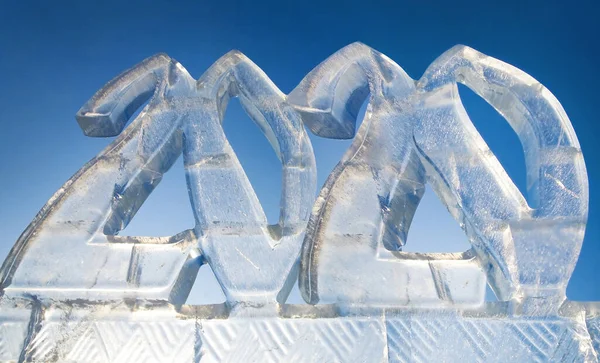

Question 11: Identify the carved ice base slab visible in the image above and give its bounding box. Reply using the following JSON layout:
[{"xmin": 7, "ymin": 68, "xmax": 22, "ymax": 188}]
[{"xmin": 2, "ymin": 301, "xmax": 600, "ymax": 362}]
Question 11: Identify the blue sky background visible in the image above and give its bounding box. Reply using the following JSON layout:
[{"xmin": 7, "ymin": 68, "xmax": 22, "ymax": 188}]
[{"xmin": 0, "ymin": 0, "xmax": 597, "ymax": 304}]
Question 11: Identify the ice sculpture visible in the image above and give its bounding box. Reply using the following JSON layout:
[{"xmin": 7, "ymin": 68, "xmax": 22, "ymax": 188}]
[{"xmin": 0, "ymin": 43, "xmax": 597, "ymax": 362}]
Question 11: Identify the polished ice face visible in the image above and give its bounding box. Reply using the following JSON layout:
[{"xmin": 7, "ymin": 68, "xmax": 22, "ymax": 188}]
[{"xmin": 0, "ymin": 43, "xmax": 595, "ymax": 362}]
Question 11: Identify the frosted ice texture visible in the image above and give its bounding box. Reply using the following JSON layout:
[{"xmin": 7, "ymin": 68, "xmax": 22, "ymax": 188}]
[{"xmin": 0, "ymin": 43, "xmax": 595, "ymax": 362}]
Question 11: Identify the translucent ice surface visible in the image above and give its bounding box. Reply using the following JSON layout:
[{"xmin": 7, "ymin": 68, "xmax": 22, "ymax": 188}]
[{"xmin": 0, "ymin": 43, "xmax": 595, "ymax": 362}]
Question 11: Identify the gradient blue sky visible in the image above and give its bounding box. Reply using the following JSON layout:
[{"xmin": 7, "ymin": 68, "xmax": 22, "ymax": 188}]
[{"xmin": 0, "ymin": 0, "xmax": 598, "ymax": 304}]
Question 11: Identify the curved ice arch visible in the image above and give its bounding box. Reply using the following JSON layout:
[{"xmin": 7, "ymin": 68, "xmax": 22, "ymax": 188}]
[
  {"xmin": 188, "ymin": 51, "xmax": 316, "ymax": 308},
  {"xmin": 414, "ymin": 45, "xmax": 588, "ymax": 313}
]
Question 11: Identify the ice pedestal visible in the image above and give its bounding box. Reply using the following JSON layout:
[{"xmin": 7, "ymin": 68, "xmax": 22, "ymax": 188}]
[{"xmin": 1, "ymin": 300, "xmax": 599, "ymax": 362}]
